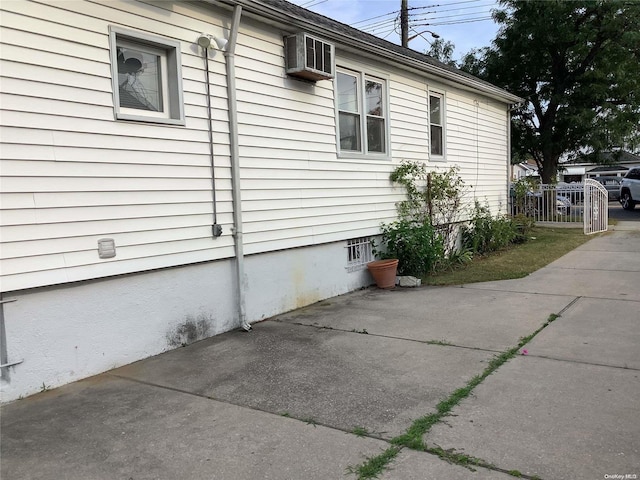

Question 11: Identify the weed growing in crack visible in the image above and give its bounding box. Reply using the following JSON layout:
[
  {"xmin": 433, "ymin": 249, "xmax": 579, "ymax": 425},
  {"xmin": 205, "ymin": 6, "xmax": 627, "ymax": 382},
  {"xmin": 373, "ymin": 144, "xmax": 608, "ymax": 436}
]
[
  {"xmin": 429, "ymin": 446, "xmax": 494, "ymax": 470},
  {"xmin": 426, "ymin": 339, "xmax": 454, "ymax": 346},
  {"xmin": 346, "ymin": 447, "xmax": 399, "ymax": 479},
  {"xmin": 303, "ymin": 417, "xmax": 317, "ymax": 427},
  {"xmin": 350, "ymin": 328, "xmax": 369, "ymax": 335},
  {"xmin": 351, "ymin": 426, "xmax": 369, "ymax": 437},
  {"xmin": 390, "ymin": 313, "xmax": 561, "ymax": 455}
]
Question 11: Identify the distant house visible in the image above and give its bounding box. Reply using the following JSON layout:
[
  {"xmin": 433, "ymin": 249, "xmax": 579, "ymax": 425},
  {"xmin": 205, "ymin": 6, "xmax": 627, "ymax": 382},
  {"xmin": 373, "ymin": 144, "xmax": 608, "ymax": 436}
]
[
  {"xmin": 511, "ymin": 160, "xmax": 540, "ymax": 180},
  {"xmin": 0, "ymin": 0, "xmax": 522, "ymax": 401},
  {"xmin": 560, "ymin": 151, "xmax": 640, "ymax": 183}
]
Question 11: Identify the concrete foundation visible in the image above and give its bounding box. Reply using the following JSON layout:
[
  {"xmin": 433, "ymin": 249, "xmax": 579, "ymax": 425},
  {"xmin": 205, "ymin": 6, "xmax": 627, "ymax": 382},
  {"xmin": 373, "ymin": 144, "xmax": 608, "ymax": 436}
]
[{"xmin": 0, "ymin": 241, "xmax": 372, "ymax": 402}]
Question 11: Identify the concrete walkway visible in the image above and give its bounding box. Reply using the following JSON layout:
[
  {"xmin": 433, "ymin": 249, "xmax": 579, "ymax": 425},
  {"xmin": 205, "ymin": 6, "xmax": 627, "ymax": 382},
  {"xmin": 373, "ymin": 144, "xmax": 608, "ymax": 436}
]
[{"xmin": 2, "ymin": 224, "xmax": 639, "ymax": 480}]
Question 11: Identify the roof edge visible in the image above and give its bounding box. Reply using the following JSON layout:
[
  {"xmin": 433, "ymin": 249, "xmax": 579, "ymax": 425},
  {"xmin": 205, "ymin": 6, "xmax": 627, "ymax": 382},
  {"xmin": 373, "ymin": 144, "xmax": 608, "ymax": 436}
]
[{"xmin": 208, "ymin": 0, "xmax": 524, "ymax": 105}]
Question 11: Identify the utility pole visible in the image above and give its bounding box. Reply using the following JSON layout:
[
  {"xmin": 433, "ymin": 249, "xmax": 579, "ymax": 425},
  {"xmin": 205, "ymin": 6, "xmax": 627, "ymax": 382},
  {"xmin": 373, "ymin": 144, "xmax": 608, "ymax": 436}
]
[{"xmin": 401, "ymin": 0, "xmax": 408, "ymax": 47}]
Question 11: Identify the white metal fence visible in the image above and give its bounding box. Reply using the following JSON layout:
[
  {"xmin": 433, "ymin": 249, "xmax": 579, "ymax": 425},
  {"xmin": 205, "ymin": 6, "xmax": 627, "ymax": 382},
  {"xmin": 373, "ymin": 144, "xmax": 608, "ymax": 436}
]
[
  {"xmin": 583, "ymin": 178, "xmax": 609, "ymax": 235},
  {"xmin": 511, "ymin": 181, "xmax": 608, "ymax": 234}
]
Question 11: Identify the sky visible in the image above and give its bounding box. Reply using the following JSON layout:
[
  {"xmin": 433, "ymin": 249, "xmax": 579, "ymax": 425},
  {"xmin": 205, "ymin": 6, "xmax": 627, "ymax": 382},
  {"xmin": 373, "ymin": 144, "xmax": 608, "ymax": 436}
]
[{"xmin": 289, "ymin": 0, "xmax": 503, "ymax": 61}]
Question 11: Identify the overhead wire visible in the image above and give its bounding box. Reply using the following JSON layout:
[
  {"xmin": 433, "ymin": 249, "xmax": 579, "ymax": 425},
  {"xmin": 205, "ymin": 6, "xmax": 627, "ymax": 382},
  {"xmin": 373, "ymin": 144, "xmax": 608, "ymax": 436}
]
[
  {"xmin": 351, "ymin": 9, "xmax": 401, "ymax": 26},
  {"xmin": 424, "ymin": 16, "xmax": 494, "ymax": 25},
  {"xmin": 293, "ymin": 0, "xmax": 498, "ymax": 43},
  {"xmin": 409, "ymin": 1, "xmax": 495, "ymax": 15}
]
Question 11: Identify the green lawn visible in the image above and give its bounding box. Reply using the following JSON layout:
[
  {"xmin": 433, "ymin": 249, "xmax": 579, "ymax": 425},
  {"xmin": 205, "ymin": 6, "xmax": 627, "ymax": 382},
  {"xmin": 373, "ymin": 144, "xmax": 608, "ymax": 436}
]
[{"xmin": 424, "ymin": 227, "xmax": 597, "ymax": 286}]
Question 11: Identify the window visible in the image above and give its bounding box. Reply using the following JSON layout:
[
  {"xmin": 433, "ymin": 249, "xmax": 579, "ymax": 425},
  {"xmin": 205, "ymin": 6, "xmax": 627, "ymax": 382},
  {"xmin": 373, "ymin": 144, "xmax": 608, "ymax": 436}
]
[
  {"xmin": 109, "ymin": 27, "xmax": 184, "ymax": 125},
  {"xmin": 346, "ymin": 237, "xmax": 373, "ymax": 272},
  {"xmin": 429, "ymin": 92, "xmax": 444, "ymax": 158},
  {"xmin": 336, "ymin": 69, "xmax": 388, "ymax": 156}
]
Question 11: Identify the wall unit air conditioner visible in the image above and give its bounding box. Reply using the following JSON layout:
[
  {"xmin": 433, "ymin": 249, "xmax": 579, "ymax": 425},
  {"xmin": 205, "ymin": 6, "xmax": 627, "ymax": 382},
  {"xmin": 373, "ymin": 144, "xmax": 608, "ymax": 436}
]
[{"xmin": 284, "ymin": 32, "xmax": 335, "ymax": 81}]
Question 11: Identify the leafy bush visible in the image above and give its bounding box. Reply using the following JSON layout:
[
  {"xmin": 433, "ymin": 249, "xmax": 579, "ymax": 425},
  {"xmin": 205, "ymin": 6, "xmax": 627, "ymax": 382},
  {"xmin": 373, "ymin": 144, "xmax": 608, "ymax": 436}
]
[
  {"xmin": 389, "ymin": 161, "xmax": 467, "ymax": 259},
  {"xmin": 511, "ymin": 214, "xmax": 535, "ymax": 243},
  {"xmin": 374, "ymin": 219, "xmax": 444, "ymax": 276},
  {"xmin": 463, "ymin": 202, "xmax": 517, "ymax": 255}
]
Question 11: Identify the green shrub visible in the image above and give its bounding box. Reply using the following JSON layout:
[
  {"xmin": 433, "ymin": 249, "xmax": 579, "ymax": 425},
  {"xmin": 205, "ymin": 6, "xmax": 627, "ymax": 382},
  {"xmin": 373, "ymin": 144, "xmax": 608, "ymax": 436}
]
[
  {"xmin": 463, "ymin": 202, "xmax": 517, "ymax": 255},
  {"xmin": 511, "ymin": 214, "xmax": 535, "ymax": 243},
  {"xmin": 390, "ymin": 161, "xmax": 467, "ymax": 259},
  {"xmin": 375, "ymin": 219, "xmax": 444, "ymax": 276}
]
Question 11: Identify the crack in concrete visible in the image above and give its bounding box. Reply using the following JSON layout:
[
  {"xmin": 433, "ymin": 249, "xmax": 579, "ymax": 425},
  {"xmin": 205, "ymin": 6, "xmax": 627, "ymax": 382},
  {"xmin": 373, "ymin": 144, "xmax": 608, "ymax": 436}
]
[
  {"xmin": 271, "ymin": 318, "xmax": 505, "ymax": 354},
  {"xmin": 519, "ymin": 354, "xmax": 640, "ymax": 371}
]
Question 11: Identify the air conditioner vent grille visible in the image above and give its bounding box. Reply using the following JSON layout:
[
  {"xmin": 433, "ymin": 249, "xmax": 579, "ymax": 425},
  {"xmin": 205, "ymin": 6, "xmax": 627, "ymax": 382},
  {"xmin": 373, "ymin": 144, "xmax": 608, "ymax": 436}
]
[{"xmin": 285, "ymin": 33, "xmax": 334, "ymax": 81}]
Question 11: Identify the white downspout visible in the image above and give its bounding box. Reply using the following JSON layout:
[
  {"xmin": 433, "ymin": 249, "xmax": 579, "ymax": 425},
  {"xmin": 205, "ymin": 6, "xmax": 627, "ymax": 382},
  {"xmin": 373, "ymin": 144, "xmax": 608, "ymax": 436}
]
[
  {"xmin": 507, "ymin": 106, "xmax": 512, "ymax": 214},
  {"xmin": 224, "ymin": 5, "xmax": 251, "ymax": 331}
]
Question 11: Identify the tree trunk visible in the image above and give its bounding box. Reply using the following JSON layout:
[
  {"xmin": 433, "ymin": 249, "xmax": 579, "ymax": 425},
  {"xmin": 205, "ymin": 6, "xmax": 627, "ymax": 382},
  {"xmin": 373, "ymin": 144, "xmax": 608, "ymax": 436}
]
[
  {"xmin": 540, "ymin": 153, "xmax": 559, "ymax": 184},
  {"xmin": 540, "ymin": 152, "xmax": 560, "ymax": 218}
]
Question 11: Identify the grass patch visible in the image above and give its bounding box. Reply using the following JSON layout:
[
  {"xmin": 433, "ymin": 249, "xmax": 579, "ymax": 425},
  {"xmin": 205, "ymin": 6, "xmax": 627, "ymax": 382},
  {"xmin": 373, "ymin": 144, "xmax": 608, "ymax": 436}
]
[
  {"xmin": 425, "ymin": 227, "xmax": 594, "ymax": 286},
  {"xmin": 346, "ymin": 447, "xmax": 400, "ymax": 479}
]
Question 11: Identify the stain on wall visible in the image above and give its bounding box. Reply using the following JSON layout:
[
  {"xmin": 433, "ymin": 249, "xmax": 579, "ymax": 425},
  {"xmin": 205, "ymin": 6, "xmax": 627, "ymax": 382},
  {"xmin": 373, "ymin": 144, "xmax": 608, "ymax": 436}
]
[{"xmin": 166, "ymin": 313, "xmax": 213, "ymax": 347}]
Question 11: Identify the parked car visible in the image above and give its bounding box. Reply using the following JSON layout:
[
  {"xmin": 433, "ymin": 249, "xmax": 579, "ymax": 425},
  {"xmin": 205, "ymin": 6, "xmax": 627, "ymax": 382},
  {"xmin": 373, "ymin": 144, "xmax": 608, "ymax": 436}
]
[
  {"xmin": 555, "ymin": 182, "xmax": 584, "ymax": 204},
  {"xmin": 529, "ymin": 191, "xmax": 572, "ymax": 216},
  {"xmin": 619, "ymin": 166, "xmax": 640, "ymax": 210},
  {"xmin": 594, "ymin": 176, "xmax": 622, "ymax": 201},
  {"xmin": 510, "ymin": 187, "xmax": 572, "ymax": 217}
]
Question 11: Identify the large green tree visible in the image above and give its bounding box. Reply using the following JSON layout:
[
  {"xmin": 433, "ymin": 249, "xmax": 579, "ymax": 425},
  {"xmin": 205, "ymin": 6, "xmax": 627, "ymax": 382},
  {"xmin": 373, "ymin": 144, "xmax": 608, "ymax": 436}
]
[
  {"xmin": 461, "ymin": 0, "xmax": 640, "ymax": 183},
  {"xmin": 425, "ymin": 38, "xmax": 457, "ymax": 67}
]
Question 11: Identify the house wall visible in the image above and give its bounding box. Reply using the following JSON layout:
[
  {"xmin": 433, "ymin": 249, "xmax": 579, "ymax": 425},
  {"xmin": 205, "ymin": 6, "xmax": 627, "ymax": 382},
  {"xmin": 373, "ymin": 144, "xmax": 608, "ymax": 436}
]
[
  {"xmin": 0, "ymin": 0, "xmax": 511, "ymax": 401},
  {"xmin": 0, "ymin": 240, "xmax": 371, "ymax": 403}
]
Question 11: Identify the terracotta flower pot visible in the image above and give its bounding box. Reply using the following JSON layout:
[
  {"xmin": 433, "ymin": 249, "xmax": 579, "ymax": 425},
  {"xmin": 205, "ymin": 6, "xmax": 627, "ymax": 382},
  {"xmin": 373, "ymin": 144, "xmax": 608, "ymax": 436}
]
[{"xmin": 367, "ymin": 259, "xmax": 399, "ymax": 289}]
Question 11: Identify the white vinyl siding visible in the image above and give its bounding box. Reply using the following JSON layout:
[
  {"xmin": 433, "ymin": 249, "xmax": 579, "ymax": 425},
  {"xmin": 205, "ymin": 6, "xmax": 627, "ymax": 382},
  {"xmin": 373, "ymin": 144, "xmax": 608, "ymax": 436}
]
[
  {"xmin": 446, "ymin": 92, "xmax": 509, "ymax": 209},
  {"xmin": 0, "ymin": 0, "xmax": 234, "ymax": 292},
  {"xmin": 0, "ymin": 0, "xmax": 510, "ymax": 293}
]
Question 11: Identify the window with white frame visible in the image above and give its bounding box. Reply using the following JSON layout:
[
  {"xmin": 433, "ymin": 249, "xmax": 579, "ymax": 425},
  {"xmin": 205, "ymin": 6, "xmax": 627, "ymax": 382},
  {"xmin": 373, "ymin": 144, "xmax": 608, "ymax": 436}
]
[
  {"xmin": 346, "ymin": 237, "xmax": 373, "ymax": 272},
  {"xmin": 336, "ymin": 69, "xmax": 388, "ymax": 156},
  {"xmin": 109, "ymin": 27, "xmax": 185, "ymax": 125},
  {"xmin": 429, "ymin": 92, "xmax": 444, "ymax": 157}
]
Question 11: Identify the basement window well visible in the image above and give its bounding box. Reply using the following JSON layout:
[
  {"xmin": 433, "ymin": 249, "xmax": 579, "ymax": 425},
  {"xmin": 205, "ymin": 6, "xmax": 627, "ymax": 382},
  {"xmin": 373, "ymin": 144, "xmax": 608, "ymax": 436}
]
[{"xmin": 346, "ymin": 237, "xmax": 373, "ymax": 272}]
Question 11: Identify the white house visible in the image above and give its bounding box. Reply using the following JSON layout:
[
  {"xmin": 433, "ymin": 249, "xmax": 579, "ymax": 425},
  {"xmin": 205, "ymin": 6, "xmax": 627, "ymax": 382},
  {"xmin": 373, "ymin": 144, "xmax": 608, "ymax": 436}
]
[{"xmin": 0, "ymin": 0, "xmax": 522, "ymax": 402}]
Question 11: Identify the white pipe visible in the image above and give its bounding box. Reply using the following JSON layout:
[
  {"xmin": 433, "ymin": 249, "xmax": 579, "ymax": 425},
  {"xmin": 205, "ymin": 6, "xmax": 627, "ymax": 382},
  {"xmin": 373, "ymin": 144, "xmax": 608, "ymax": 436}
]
[
  {"xmin": 224, "ymin": 5, "xmax": 251, "ymax": 331},
  {"xmin": 507, "ymin": 106, "xmax": 512, "ymax": 214}
]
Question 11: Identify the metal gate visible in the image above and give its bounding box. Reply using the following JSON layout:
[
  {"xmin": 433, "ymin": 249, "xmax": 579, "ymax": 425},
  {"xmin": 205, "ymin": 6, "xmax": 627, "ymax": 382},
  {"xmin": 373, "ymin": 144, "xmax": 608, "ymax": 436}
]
[
  {"xmin": 583, "ymin": 178, "xmax": 608, "ymax": 235},
  {"xmin": 511, "ymin": 180, "xmax": 609, "ymax": 234}
]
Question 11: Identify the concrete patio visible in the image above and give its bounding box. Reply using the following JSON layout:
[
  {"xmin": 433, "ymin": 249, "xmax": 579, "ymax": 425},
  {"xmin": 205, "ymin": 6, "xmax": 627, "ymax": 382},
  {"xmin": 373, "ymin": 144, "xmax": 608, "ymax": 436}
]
[{"xmin": 2, "ymin": 223, "xmax": 639, "ymax": 480}]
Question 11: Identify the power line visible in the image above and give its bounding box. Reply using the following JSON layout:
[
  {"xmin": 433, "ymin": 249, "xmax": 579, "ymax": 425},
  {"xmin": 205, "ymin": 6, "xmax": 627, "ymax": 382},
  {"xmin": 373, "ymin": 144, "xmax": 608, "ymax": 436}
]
[
  {"xmin": 407, "ymin": 0, "xmax": 485, "ymax": 11},
  {"xmin": 360, "ymin": 17, "xmax": 398, "ymax": 32},
  {"xmin": 303, "ymin": 0, "xmax": 328, "ymax": 8},
  {"xmin": 380, "ymin": 27, "xmax": 399, "ymax": 40},
  {"xmin": 412, "ymin": 10, "xmax": 494, "ymax": 22},
  {"xmin": 351, "ymin": 9, "xmax": 400, "ymax": 26},
  {"xmin": 424, "ymin": 16, "xmax": 494, "ymax": 26},
  {"xmin": 409, "ymin": 2, "xmax": 495, "ymax": 16},
  {"xmin": 409, "ymin": 1, "xmax": 495, "ymax": 20}
]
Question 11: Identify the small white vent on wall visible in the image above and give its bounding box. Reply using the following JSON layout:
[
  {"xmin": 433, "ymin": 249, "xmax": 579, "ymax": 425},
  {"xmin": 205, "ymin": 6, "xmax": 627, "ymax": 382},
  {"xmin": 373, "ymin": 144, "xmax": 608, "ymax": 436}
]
[{"xmin": 284, "ymin": 32, "xmax": 335, "ymax": 81}]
